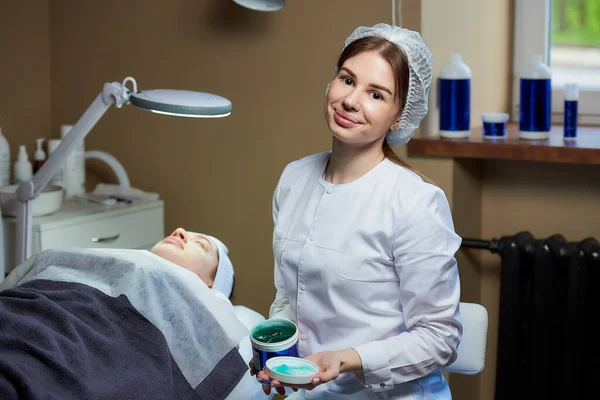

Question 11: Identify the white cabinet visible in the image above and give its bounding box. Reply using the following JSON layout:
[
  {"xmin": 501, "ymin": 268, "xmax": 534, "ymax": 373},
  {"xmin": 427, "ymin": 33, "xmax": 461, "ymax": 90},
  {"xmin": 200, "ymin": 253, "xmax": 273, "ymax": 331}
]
[{"xmin": 1, "ymin": 199, "xmax": 164, "ymax": 277}]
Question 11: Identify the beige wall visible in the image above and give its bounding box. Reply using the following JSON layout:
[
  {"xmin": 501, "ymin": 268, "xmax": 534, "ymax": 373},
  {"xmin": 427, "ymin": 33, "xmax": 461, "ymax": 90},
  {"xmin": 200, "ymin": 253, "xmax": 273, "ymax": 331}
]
[{"xmin": 0, "ymin": 1, "xmax": 51, "ymax": 171}]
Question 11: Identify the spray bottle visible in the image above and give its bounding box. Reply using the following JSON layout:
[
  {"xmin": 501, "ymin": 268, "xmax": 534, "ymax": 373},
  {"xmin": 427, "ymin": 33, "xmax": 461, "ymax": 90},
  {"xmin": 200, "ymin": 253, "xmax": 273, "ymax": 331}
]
[
  {"xmin": 13, "ymin": 145, "xmax": 33, "ymax": 185},
  {"xmin": 33, "ymin": 138, "xmax": 46, "ymax": 174},
  {"xmin": 0, "ymin": 116, "xmax": 10, "ymax": 186}
]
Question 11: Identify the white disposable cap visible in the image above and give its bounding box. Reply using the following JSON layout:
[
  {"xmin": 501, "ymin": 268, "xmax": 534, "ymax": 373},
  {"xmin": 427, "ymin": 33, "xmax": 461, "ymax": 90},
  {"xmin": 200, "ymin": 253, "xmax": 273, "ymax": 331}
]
[{"xmin": 564, "ymin": 83, "xmax": 579, "ymax": 101}]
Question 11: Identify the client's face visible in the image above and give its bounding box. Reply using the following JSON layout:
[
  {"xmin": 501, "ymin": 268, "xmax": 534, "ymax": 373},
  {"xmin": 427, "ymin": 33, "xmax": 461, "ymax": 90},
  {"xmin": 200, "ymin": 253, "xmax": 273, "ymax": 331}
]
[{"xmin": 151, "ymin": 227, "xmax": 218, "ymax": 286}]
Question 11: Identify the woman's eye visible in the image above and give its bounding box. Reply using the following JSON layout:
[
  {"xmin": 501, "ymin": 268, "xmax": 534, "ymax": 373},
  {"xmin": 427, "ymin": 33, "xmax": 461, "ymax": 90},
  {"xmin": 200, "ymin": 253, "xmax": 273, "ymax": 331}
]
[
  {"xmin": 342, "ymin": 77, "xmax": 353, "ymax": 85},
  {"xmin": 195, "ymin": 241, "xmax": 208, "ymax": 250},
  {"xmin": 371, "ymin": 92, "xmax": 383, "ymax": 100}
]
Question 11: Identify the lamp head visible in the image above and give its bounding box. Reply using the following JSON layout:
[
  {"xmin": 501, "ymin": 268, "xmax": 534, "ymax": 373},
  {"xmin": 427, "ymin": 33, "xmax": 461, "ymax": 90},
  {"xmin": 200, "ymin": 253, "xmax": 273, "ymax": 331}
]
[
  {"xmin": 233, "ymin": 0, "xmax": 284, "ymax": 12},
  {"xmin": 129, "ymin": 90, "xmax": 231, "ymax": 118}
]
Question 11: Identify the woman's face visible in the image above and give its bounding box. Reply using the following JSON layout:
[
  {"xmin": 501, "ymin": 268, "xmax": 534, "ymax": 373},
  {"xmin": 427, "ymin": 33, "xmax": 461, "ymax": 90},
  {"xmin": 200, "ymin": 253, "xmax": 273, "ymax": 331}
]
[
  {"xmin": 325, "ymin": 51, "xmax": 400, "ymax": 146},
  {"xmin": 151, "ymin": 227, "xmax": 218, "ymax": 286}
]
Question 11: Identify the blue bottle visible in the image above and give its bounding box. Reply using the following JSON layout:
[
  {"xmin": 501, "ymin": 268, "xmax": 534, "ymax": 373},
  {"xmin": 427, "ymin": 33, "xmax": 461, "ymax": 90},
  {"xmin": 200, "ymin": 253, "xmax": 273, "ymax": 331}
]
[
  {"xmin": 563, "ymin": 83, "xmax": 578, "ymax": 141},
  {"xmin": 519, "ymin": 54, "xmax": 552, "ymax": 140},
  {"xmin": 439, "ymin": 54, "xmax": 471, "ymax": 139}
]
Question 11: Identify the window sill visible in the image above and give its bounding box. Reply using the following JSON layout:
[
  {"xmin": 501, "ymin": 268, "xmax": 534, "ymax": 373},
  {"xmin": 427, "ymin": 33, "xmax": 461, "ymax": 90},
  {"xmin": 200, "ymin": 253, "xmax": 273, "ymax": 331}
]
[{"xmin": 407, "ymin": 124, "xmax": 600, "ymax": 165}]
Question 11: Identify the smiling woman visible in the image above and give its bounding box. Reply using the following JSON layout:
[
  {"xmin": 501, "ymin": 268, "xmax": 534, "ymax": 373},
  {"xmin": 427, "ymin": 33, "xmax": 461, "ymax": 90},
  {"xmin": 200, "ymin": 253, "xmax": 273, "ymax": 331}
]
[
  {"xmin": 325, "ymin": 33, "xmax": 432, "ymax": 184},
  {"xmin": 256, "ymin": 23, "xmax": 462, "ymax": 400}
]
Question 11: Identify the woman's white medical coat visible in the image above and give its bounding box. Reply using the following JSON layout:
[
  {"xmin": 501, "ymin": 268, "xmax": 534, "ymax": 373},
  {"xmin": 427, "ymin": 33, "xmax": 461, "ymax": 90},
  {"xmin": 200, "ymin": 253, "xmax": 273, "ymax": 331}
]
[{"xmin": 269, "ymin": 152, "xmax": 462, "ymax": 400}]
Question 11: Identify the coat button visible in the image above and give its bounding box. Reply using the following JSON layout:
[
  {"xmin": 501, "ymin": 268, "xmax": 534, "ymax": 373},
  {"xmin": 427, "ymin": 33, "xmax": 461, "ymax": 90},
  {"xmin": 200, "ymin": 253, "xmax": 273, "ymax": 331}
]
[
  {"xmin": 380, "ymin": 383, "xmax": 385, "ymax": 388},
  {"xmin": 326, "ymin": 188, "xmax": 333, "ymax": 194}
]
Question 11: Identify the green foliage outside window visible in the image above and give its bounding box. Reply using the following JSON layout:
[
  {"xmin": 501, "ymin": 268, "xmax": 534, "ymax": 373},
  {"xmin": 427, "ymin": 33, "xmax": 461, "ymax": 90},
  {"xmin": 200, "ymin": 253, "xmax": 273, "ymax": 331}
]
[{"xmin": 553, "ymin": 0, "xmax": 600, "ymax": 46}]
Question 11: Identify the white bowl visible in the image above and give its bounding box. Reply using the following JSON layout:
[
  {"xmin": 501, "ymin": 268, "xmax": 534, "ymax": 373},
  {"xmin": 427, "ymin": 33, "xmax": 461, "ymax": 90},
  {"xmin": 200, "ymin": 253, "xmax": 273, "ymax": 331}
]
[
  {"xmin": 0, "ymin": 184, "xmax": 64, "ymax": 217},
  {"xmin": 265, "ymin": 356, "xmax": 319, "ymax": 385}
]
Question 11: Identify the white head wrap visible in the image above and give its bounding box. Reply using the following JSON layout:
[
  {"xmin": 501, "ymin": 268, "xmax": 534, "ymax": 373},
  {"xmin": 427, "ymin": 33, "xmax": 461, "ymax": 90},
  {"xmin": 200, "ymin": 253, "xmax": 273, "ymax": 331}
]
[
  {"xmin": 205, "ymin": 235, "xmax": 234, "ymax": 298},
  {"xmin": 336, "ymin": 23, "xmax": 433, "ymax": 146}
]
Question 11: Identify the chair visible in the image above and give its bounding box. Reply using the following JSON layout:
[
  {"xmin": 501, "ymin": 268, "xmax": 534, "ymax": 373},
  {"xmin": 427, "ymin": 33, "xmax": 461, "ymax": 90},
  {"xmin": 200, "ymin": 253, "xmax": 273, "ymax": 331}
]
[{"xmin": 443, "ymin": 302, "xmax": 489, "ymax": 375}]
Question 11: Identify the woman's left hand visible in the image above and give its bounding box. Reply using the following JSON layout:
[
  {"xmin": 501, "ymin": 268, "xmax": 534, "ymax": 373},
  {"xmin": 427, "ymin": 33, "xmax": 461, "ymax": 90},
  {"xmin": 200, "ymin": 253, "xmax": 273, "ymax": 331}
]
[{"xmin": 257, "ymin": 349, "xmax": 361, "ymax": 391}]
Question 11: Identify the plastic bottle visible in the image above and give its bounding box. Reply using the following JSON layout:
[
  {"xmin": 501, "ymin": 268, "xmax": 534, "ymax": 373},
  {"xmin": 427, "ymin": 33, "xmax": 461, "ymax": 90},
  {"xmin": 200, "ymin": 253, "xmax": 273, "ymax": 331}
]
[
  {"xmin": 33, "ymin": 138, "xmax": 46, "ymax": 174},
  {"xmin": 47, "ymin": 139, "xmax": 65, "ymax": 188},
  {"xmin": 439, "ymin": 53, "xmax": 471, "ymax": 139},
  {"xmin": 519, "ymin": 54, "xmax": 552, "ymax": 140},
  {"xmin": 563, "ymin": 83, "xmax": 578, "ymax": 141},
  {"xmin": 13, "ymin": 145, "xmax": 33, "ymax": 184},
  {"xmin": 0, "ymin": 120, "xmax": 10, "ymax": 186},
  {"xmin": 61, "ymin": 124, "xmax": 85, "ymax": 198}
]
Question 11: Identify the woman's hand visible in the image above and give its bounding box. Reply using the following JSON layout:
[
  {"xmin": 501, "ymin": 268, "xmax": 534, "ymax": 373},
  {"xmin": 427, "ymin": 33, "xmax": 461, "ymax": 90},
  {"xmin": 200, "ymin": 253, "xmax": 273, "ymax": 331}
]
[
  {"xmin": 255, "ymin": 349, "xmax": 362, "ymax": 393},
  {"xmin": 250, "ymin": 358, "xmax": 289, "ymax": 396}
]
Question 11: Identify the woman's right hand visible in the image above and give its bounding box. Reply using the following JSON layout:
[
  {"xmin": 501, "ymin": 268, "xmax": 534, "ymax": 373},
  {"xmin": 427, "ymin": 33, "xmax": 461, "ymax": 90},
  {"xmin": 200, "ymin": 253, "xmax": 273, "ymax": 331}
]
[{"xmin": 248, "ymin": 359, "xmax": 288, "ymax": 396}]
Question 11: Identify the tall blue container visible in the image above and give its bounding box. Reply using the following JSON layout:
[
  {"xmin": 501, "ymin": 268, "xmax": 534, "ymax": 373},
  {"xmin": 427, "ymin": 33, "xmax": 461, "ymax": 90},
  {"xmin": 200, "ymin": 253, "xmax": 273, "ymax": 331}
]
[
  {"xmin": 563, "ymin": 83, "xmax": 578, "ymax": 141},
  {"xmin": 439, "ymin": 53, "xmax": 471, "ymax": 139},
  {"xmin": 519, "ymin": 54, "xmax": 552, "ymax": 140}
]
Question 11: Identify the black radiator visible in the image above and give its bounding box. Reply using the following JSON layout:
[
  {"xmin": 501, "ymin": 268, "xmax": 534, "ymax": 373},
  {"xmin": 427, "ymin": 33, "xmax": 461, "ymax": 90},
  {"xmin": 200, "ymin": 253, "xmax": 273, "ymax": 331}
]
[{"xmin": 461, "ymin": 232, "xmax": 600, "ymax": 400}]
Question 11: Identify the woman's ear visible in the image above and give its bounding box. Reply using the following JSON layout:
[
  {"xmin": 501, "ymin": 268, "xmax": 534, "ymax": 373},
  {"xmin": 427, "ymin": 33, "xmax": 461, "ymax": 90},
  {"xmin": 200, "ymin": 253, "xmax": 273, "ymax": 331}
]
[{"xmin": 390, "ymin": 120, "xmax": 400, "ymax": 131}]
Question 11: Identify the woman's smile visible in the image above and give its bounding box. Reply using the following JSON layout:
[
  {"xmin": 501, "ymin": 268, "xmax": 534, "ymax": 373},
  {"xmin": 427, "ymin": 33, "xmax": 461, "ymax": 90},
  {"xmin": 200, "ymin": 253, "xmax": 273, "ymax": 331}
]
[{"xmin": 333, "ymin": 109, "xmax": 361, "ymax": 128}]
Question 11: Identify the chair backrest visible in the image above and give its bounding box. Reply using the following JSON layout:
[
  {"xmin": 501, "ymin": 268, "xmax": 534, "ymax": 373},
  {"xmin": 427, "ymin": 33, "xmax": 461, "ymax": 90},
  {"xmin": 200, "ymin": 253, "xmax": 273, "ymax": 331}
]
[{"xmin": 443, "ymin": 302, "xmax": 488, "ymax": 375}]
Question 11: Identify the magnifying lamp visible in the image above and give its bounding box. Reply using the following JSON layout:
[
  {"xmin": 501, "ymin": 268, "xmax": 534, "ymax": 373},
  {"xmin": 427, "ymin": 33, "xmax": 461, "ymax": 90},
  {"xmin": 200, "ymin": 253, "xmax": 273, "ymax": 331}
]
[
  {"xmin": 233, "ymin": 0, "xmax": 285, "ymax": 12},
  {"xmin": 14, "ymin": 76, "xmax": 231, "ymax": 266}
]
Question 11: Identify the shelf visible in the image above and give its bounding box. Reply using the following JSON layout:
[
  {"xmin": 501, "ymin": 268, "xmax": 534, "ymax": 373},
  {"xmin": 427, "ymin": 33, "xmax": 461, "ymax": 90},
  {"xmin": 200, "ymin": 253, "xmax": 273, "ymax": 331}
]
[{"xmin": 407, "ymin": 124, "xmax": 600, "ymax": 165}]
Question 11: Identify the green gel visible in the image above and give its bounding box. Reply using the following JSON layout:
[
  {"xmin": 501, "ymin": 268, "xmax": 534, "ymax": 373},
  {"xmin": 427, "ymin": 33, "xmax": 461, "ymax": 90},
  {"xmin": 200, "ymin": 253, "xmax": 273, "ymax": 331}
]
[
  {"xmin": 252, "ymin": 324, "xmax": 295, "ymax": 343},
  {"xmin": 272, "ymin": 363, "xmax": 314, "ymax": 375}
]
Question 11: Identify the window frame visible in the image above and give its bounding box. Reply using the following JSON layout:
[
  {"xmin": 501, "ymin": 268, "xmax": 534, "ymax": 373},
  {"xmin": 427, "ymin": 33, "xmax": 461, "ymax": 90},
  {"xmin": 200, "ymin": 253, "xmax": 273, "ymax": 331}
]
[{"xmin": 512, "ymin": 0, "xmax": 600, "ymax": 125}]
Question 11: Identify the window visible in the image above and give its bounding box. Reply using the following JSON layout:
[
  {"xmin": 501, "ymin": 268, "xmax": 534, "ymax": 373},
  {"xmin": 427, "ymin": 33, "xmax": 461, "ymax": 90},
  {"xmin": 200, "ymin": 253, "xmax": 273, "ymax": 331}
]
[{"xmin": 512, "ymin": 0, "xmax": 600, "ymax": 125}]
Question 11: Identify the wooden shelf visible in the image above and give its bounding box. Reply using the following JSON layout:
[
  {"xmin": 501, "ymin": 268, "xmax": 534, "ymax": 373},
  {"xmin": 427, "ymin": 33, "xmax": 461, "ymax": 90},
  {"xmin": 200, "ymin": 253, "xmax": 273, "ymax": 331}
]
[{"xmin": 407, "ymin": 124, "xmax": 600, "ymax": 165}]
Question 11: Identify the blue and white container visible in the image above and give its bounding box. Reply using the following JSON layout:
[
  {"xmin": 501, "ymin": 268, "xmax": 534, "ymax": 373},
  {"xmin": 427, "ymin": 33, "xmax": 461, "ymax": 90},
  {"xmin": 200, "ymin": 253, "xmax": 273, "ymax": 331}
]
[
  {"xmin": 519, "ymin": 54, "xmax": 552, "ymax": 140},
  {"xmin": 440, "ymin": 53, "xmax": 471, "ymax": 139},
  {"xmin": 482, "ymin": 113, "xmax": 509, "ymax": 138},
  {"xmin": 563, "ymin": 83, "xmax": 578, "ymax": 141},
  {"xmin": 250, "ymin": 319, "xmax": 299, "ymax": 383}
]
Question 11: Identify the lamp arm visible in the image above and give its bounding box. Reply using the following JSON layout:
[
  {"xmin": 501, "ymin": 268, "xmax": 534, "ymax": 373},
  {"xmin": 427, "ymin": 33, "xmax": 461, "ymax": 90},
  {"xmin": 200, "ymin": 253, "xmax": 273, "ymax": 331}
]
[{"xmin": 14, "ymin": 81, "xmax": 130, "ymax": 267}]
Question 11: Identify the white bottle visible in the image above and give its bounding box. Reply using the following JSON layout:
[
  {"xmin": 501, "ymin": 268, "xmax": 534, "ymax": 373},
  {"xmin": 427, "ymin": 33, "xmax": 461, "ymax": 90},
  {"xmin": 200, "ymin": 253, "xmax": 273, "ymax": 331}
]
[
  {"xmin": 13, "ymin": 145, "xmax": 33, "ymax": 184},
  {"xmin": 0, "ymin": 123, "xmax": 10, "ymax": 186},
  {"xmin": 519, "ymin": 54, "xmax": 552, "ymax": 140},
  {"xmin": 47, "ymin": 139, "xmax": 65, "ymax": 188},
  {"xmin": 33, "ymin": 138, "xmax": 46, "ymax": 174},
  {"xmin": 439, "ymin": 53, "xmax": 472, "ymax": 139},
  {"xmin": 61, "ymin": 124, "xmax": 85, "ymax": 198}
]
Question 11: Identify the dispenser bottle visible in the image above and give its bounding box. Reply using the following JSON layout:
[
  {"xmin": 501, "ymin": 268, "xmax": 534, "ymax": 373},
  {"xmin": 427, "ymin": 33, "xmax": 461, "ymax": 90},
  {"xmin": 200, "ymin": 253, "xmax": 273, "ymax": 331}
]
[
  {"xmin": 14, "ymin": 145, "xmax": 33, "ymax": 184},
  {"xmin": 33, "ymin": 138, "xmax": 46, "ymax": 174},
  {"xmin": 61, "ymin": 124, "xmax": 85, "ymax": 198},
  {"xmin": 519, "ymin": 54, "xmax": 552, "ymax": 140},
  {"xmin": 439, "ymin": 53, "xmax": 471, "ymax": 139},
  {"xmin": 47, "ymin": 139, "xmax": 65, "ymax": 188},
  {"xmin": 563, "ymin": 83, "xmax": 578, "ymax": 141},
  {"xmin": 0, "ymin": 119, "xmax": 10, "ymax": 186}
]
